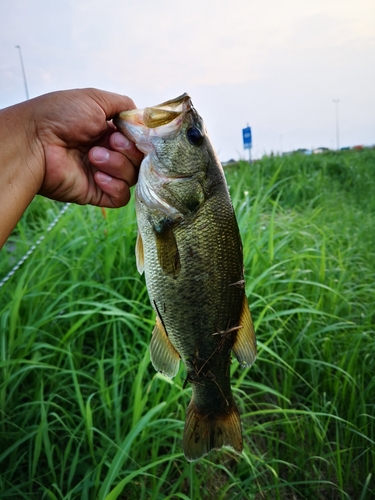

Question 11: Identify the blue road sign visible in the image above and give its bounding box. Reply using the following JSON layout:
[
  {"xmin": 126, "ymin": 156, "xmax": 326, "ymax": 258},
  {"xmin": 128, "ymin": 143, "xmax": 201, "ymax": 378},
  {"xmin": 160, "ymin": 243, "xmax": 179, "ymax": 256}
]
[{"xmin": 242, "ymin": 126, "xmax": 252, "ymax": 149}]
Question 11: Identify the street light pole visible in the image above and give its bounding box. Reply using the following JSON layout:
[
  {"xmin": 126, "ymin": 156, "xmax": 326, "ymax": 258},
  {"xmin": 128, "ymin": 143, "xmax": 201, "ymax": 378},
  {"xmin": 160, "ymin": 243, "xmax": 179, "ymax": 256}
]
[
  {"xmin": 333, "ymin": 99, "xmax": 339, "ymax": 150},
  {"xmin": 15, "ymin": 45, "xmax": 29, "ymax": 100}
]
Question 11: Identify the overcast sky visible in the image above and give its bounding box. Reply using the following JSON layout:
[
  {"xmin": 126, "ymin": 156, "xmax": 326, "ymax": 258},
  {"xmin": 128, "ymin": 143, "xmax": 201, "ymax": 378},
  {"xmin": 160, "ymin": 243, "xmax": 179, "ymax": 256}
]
[{"xmin": 1, "ymin": 0, "xmax": 374, "ymax": 160}]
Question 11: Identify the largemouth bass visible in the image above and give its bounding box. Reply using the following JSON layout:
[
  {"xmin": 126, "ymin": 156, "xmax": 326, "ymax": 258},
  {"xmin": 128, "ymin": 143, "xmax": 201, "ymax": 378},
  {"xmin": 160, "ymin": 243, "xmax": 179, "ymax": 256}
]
[{"xmin": 114, "ymin": 94, "xmax": 256, "ymax": 461}]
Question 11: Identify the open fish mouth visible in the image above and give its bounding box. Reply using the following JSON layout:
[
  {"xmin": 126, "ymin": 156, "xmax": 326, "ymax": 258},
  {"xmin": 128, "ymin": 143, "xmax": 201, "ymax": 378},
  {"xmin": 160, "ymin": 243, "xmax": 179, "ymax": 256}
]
[
  {"xmin": 118, "ymin": 93, "xmax": 190, "ymax": 126},
  {"xmin": 113, "ymin": 93, "xmax": 192, "ymax": 151},
  {"xmin": 143, "ymin": 93, "xmax": 191, "ymax": 128}
]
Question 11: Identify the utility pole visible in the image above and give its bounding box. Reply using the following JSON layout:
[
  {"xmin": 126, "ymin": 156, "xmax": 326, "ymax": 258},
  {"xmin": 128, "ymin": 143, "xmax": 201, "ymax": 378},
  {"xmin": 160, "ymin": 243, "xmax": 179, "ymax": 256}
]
[
  {"xmin": 15, "ymin": 45, "xmax": 29, "ymax": 100},
  {"xmin": 333, "ymin": 99, "xmax": 339, "ymax": 150}
]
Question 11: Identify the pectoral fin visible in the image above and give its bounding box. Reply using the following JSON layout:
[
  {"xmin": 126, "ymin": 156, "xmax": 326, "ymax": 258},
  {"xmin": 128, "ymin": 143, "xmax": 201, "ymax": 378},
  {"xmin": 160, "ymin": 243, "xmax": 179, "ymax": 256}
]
[
  {"xmin": 155, "ymin": 225, "xmax": 181, "ymax": 278},
  {"xmin": 135, "ymin": 231, "xmax": 144, "ymax": 275},
  {"xmin": 150, "ymin": 316, "xmax": 180, "ymax": 378},
  {"xmin": 232, "ymin": 297, "xmax": 257, "ymax": 367}
]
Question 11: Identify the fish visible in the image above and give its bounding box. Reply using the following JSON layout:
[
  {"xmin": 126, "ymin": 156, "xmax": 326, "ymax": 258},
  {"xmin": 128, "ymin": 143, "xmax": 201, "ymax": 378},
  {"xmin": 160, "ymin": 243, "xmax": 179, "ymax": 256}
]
[{"xmin": 114, "ymin": 94, "xmax": 256, "ymax": 461}]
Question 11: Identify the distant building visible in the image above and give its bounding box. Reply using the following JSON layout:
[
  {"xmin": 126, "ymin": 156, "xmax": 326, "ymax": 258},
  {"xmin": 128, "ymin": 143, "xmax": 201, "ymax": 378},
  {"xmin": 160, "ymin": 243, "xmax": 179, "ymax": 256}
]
[
  {"xmin": 295, "ymin": 148, "xmax": 312, "ymax": 155},
  {"xmin": 313, "ymin": 147, "xmax": 330, "ymax": 154},
  {"xmin": 283, "ymin": 149, "xmax": 312, "ymax": 156},
  {"xmin": 222, "ymin": 159, "xmax": 237, "ymax": 166}
]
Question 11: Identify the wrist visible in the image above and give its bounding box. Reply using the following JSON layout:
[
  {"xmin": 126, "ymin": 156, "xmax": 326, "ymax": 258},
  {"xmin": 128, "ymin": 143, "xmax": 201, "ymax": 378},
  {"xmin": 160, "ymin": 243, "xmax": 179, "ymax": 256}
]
[{"xmin": 0, "ymin": 100, "xmax": 45, "ymax": 247}]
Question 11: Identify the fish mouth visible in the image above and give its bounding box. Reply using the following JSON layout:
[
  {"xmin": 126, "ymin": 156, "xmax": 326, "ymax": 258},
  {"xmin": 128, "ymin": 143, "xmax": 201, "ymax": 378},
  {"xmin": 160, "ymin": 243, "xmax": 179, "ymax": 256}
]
[
  {"xmin": 113, "ymin": 93, "xmax": 192, "ymax": 151},
  {"xmin": 143, "ymin": 93, "xmax": 191, "ymax": 128},
  {"xmin": 116, "ymin": 93, "xmax": 191, "ymax": 128}
]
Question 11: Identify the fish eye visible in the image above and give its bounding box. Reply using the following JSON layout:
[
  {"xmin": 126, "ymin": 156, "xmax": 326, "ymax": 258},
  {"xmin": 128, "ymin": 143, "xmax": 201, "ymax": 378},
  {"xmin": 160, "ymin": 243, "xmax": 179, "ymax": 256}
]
[{"xmin": 187, "ymin": 126, "xmax": 204, "ymax": 146}]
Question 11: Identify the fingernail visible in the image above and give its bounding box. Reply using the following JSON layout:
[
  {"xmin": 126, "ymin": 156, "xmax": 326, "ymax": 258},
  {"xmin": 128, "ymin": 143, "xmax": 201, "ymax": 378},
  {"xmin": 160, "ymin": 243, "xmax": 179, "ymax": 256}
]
[
  {"xmin": 96, "ymin": 171, "xmax": 113, "ymax": 183},
  {"xmin": 113, "ymin": 132, "xmax": 130, "ymax": 149},
  {"xmin": 92, "ymin": 147, "xmax": 110, "ymax": 162}
]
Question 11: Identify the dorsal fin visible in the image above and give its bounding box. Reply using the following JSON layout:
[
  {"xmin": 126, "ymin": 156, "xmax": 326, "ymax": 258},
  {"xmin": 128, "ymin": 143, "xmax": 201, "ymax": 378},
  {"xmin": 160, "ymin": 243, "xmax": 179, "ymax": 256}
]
[{"xmin": 232, "ymin": 296, "xmax": 256, "ymax": 367}]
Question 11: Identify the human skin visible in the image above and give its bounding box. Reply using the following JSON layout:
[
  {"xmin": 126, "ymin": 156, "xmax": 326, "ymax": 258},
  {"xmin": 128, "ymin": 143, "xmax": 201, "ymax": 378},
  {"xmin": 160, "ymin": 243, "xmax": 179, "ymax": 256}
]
[{"xmin": 0, "ymin": 88, "xmax": 143, "ymax": 248}]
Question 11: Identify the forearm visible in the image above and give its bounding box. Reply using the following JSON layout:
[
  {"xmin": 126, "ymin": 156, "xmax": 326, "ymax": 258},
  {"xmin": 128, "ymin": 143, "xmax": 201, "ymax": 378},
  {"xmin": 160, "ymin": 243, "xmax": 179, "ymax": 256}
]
[{"xmin": 0, "ymin": 100, "xmax": 44, "ymax": 248}]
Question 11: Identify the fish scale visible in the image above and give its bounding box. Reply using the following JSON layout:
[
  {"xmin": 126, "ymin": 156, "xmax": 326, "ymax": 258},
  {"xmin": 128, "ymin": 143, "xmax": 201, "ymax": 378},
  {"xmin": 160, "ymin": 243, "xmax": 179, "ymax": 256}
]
[{"xmin": 142, "ymin": 198, "xmax": 242, "ymax": 360}]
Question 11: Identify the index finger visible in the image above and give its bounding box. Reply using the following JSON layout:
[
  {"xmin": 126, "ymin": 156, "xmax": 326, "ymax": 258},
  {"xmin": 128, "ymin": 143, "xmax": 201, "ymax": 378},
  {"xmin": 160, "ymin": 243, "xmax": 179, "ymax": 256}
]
[{"xmin": 85, "ymin": 88, "xmax": 137, "ymax": 119}]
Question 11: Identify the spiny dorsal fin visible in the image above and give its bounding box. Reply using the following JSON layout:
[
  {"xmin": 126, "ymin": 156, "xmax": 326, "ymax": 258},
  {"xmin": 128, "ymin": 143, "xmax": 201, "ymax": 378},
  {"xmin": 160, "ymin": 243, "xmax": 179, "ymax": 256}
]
[
  {"xmin": 232, "ymin": 296, "xmax": 257, "ymax": 367},
  {"xmin": 150, "ymin": 316, "xmax": 180, "ymax": 378},
  {"xmin": 135, "ymin": 231, "xmax": 144, "ymax": 275}
]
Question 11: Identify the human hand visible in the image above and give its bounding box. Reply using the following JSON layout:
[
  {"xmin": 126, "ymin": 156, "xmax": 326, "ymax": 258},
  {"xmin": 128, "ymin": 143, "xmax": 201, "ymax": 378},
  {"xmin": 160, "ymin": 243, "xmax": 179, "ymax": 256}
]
[{"xmin": 34, "ymin": 88, "xmax": 143, "ymax": 207}]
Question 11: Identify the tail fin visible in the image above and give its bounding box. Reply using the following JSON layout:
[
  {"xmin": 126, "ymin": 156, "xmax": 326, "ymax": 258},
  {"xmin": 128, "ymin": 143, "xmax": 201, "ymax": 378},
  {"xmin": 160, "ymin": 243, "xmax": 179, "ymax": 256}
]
[{"xmin": 182, "ymin": 399, "xmax": 243, "ymax": 461}]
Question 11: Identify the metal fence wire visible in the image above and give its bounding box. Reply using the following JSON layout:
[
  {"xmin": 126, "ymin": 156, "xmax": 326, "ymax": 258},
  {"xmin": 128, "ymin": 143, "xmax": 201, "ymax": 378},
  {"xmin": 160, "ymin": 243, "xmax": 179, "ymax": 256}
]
[{"xmin": 0, "ymin": 202, "xmax": 70, "ymax": 289}]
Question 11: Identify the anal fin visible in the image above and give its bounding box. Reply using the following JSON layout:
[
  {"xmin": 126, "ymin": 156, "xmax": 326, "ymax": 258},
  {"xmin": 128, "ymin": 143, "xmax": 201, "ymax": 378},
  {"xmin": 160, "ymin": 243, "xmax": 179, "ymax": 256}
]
[
  {"xmin": 150, "ymin": 316, "xmax": 180, "ymax": 378},
  {"xmin": 232, "ymin": 296, "xmax": 257, "ymax": 367}
]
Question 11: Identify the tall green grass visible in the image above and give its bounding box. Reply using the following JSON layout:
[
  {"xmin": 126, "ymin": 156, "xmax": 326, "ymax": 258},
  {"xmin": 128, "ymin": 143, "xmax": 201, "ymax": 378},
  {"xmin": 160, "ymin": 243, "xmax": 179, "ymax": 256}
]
[{"xmin": 1, "ymin": 149, "xmax": 374, "ymax": 499}]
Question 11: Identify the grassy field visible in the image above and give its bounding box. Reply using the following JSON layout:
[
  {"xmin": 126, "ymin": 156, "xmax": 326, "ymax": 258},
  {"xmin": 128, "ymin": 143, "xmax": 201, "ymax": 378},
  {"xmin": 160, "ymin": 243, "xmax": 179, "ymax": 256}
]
[{"xmin": 0, "ymin": 148, "xmax": 374, "ymax": 499}]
